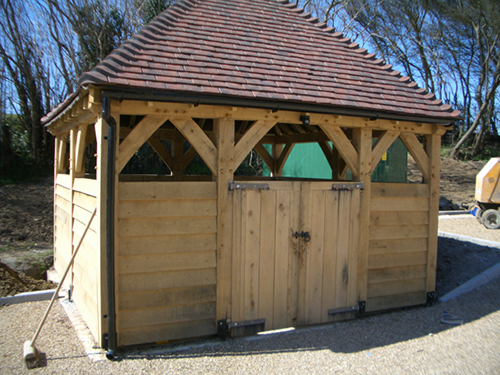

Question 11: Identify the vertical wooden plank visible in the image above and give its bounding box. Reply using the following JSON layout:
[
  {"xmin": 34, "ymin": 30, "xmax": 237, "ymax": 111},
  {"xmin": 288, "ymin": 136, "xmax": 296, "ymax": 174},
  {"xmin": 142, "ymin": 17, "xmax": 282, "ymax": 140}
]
[
  {"xmin": 333, "ymin": 191, "xmax": 350, "ymax": 315},
  {"xmin": 239, "ymin": 190, "xmax": 248, "ymax": 322},
  {"xmin": 353, "ymin": 128, "xmax": 372, "ymax": 304},
  {"xmin": 274, "ymin": 189, "xmax": 291, "ymax": 329},
  {"xmin": 231, "ymin": 189, "xmax": 243, "ymax": 322},
  {"xmin": 297, "ymin": 182, "xmax": 312, "ymax": 325},
  {"xmin": 53, "ymin": 135, "xmax": 59, "ymax": 282},
  {"xmin": 69, "ymin": 128, "xmax": 77, "ymax": 290},
  {"xmin": 57, "ymin": 135, "xmax": 68, "ymax": 173},
  {"xmin": 425, "ymin": 133, "xmax": 440, "ymax": 295},
  {"xmin": 258, "ymin": 190, "xmax": 276, "ymax": 329},
  {"xmin": 214, "ymin": 118, "xmax": 235, "ymax": 321},
  {"xmin": 172, "ymin": 136, "xmax": 184, "ymax": 180},
  {"xmin": 244, "ymin": 189, "xmax": 261, "ymax": 320},
  {"xmin": 74, "ymin": 124, "xmax": 88, "ymax": 176},
  {"xmin": 321, "ymin": 191, "xmax": 339, "ymax": 322},
  {"xmin": 94, "ymin": 118, "xmax": 108, "ymax": 347},
  {"xmin": 272, "ymin": 144, "xmax": 283, "ymax": 177},
  {"xmin": 112, "ymin": 108, "xmax": 121, "ymax": 344},
  {"xmin": 347, "ymin": 188, "xmax": 361, "ymax": 315},
  {"xmin": 287, "ymin": 181, "xmax": 301, "ymax": 327},
  {"xmin": 306, "ymin": 190, "xmax": 326, "ymax": 324}
]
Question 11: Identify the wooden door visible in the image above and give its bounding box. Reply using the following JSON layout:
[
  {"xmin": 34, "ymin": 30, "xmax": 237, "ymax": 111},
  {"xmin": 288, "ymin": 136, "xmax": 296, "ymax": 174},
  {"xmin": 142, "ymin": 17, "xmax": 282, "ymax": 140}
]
[
  {"xmin": 231, "ymin": 181, "xmax": 301, "ymax": 330},
  {"xmin": 297, "ymin": 181, "xmax": 361, "ymax": 326},
  {"xmin": 231, "ymin": 180, "xmax": 361, "ymax": 332}
]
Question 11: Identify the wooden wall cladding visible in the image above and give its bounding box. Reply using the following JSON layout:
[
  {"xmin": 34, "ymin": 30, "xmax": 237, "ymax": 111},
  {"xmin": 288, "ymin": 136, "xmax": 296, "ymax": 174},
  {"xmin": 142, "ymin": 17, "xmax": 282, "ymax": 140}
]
[
  {"xmin": 116, "ymin": 181, "xmax": 217, "ymax": 346},
  {"xmin": 367, "ymin": 182, "xmax": 430, "ymax": 312}
]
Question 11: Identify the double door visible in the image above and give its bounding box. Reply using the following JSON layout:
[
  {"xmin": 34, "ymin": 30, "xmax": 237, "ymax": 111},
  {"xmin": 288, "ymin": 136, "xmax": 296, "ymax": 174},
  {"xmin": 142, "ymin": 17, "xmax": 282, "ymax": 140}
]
[{"xmin": 230, "ymin": 180, "xmax": 361, "ymax": 330}]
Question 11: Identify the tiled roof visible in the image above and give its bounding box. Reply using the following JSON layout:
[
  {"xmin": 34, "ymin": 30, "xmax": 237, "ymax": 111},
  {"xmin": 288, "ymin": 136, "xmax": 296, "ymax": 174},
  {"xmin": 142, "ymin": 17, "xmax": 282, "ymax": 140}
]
[{"xmin": 77, "ymin": 0, "xmax": 460, "ymax": 122}]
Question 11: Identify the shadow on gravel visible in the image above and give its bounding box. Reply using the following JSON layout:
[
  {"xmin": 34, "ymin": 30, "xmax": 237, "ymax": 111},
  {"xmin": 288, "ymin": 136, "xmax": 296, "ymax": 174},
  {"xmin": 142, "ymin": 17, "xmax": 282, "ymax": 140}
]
[
  {"xmin": 116, "ymin": 240, "xmax": 500, "ymax": 360},
  {"xmin": 437, "ymin": 236, "xmax": 500, "ymax": 297}
]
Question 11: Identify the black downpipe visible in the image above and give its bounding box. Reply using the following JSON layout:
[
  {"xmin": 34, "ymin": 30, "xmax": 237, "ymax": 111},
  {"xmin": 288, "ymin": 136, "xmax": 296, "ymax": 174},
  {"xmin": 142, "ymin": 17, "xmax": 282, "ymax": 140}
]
[{"xmin": 102, "ymin": 96, "xmax": 117, "ymax": 360}]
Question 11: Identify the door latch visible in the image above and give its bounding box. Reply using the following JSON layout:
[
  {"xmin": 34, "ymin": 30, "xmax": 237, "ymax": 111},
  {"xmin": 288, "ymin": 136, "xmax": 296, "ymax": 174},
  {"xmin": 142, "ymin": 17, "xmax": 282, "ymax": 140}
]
[{"xmin": 294, "ymin": 231, "xmax": 311, "ymax": 242}]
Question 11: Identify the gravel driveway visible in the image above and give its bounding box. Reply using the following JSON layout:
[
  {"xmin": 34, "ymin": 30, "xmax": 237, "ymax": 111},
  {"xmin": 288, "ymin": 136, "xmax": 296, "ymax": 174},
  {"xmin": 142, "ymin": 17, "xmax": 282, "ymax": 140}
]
[{"xmin": 1, "ymin": 216, "xmax": 499, "ymax": 374}]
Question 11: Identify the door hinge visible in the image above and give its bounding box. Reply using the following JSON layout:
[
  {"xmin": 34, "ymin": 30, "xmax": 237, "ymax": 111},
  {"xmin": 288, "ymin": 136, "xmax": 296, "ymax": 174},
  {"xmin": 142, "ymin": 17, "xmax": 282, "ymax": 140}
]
[
  {"xmin": 331, "ymin": 182, "xmax": 364, "ymax": 191},
  {"xmin": 328, "ymin": 304, "xmax": 359, "ymax": 316},
  {"xmin": 229, "ymin": 180, "xmax": 270, "ymax": 191},
  {"xmin": 218, "ymin": 318, "xmax": 266, "ymax": 338}
]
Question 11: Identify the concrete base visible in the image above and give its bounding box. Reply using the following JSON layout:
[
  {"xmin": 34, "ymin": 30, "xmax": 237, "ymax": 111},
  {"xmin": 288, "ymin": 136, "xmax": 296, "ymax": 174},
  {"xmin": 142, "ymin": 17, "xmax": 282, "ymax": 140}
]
[{"xmin": 0, "ymin": 289, "xmax": 57, "ymax": 305}]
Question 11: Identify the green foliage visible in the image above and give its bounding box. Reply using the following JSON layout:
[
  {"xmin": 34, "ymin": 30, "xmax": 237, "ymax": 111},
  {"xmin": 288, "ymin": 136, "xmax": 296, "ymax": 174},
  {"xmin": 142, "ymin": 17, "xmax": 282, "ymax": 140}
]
[
  {"xmin": 138, "ymin": 0, "xmax": 174, "ymax": 25},
  {"xmin": 72, "ymin": 1, "xmax": 131, "ymax": 75}
]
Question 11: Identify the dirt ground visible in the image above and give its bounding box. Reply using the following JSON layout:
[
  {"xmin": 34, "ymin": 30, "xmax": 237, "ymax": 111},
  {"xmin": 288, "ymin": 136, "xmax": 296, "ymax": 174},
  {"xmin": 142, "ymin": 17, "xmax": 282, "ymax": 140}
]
[{"xmin": 0, "ymin": 156, "xmax": 493, "ymax": 297}]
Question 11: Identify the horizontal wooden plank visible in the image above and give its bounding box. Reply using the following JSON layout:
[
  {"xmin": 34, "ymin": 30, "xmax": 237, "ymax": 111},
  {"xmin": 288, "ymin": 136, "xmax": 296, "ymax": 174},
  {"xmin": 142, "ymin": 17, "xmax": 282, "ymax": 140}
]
[
  {"xmin": 119, "ymin": 181, "xmax": 216, "ymax": 200},
  {"xmin": 118, "ymin": 216, "xmax": 217, "ymax": 237},
  {"xmin": 54, "ymin": 216, "xmax": 71, "ymax": 242},
  {"xmin": 55, "ymin": 194, "xmax": 71, "ymax": 214},
  {"xmin": 370, "ymin": 225, "xmax": 429, "ymax": 240},
  {"xmin": 370, "ymin": 211, "xmax": 429, "ymax": 226},
  {"xmin": 73, "ymin": 220, "xmax": 98, "ymax": 249},
  {"xmin": 55, "ymin": 205, "xmax": 70, "ymax": 226},
  {"xmin": 73, "ymin": 191, "xmax": 97, "ymax": 213},
  {"xmin": 368, "ymin": 265, "xmax": 427, "ymax": 284},
  {"xmin": 119, "ymin": 319, "xmax": 216, "ymax": 346},
  {"xmin": 367, "ymin": 277, "xmax": 426, "ymax": 298},
  {"xmin": 73, "ymin": 205, "xmax": 98, "ymax": 232},
  {"xmin": 73, "ymin": 178, "xmax": 97, "ymax": 197},
  {"xmin": 371, "ymin": 182, "xmax": 429, "ymax": 198},
  {"xmin": 56, "ymin": 173, "xmax": 71, "ymax": 189},
  {"xmin": 71, "ymin": 277, "xmax": 99, "ymax": 339},
  {"xmin": 73, "ymin": 260, "xmax": 97, "ymax": 297},
  {"xmin": 118, "ymin": 268, "xmax": 216, "ymax": 292},
  {"xmin": 118, "ymin": 199, "xmax": 216, "ymax": 219},
  {"xmin": 369, "ymin": 238, "xmax": 428, "ymax": 255},
  {"xmin": 119, "ymin": 234, "xmax": 216, "ymax": 256},
  {"xmin": 120, "ymin": 302, "xmax": 216, "ymax": 329},
  {"xmin": 370, "ymin": 197, "xmax": 429, "ymax": 212},
  {"xmin": 55, "ymin": 184, "xmax": 71, "ymax": 201},
  {"xmin": 73, "ymin": 240, "xmax": 98, "ymax": 271},
  {"xmin": 119, "ymin": 285, "xmax": 216, "ymax": 310},
  {"xmin": 369, "ymin": 251, "xmax": 427, "ymax": 269},
  {"xmin": 119, "ymin": 251, "xmax": 216, "ymax": 274},
  {"xmin": 366, "ymin": 291, "xmax": 427, "ymax": 312},
  {"xmin": 119, "ymin": 175, "xmax": 213, "ymax": 182}
]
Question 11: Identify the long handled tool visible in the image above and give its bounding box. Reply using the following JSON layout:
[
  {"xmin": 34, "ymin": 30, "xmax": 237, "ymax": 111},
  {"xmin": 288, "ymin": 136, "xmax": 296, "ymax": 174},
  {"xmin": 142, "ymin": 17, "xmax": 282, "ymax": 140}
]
[{"xmin": 23, "ymin": 207, "xmax": 97, "ymax": 368}]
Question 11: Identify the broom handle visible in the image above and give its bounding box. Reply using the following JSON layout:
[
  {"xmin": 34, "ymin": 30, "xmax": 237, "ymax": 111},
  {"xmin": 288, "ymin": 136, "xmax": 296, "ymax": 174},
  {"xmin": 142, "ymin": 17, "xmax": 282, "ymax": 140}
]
[{"xmin": 30, "ymin": 207, "xmax": 97, "ymax": 346}]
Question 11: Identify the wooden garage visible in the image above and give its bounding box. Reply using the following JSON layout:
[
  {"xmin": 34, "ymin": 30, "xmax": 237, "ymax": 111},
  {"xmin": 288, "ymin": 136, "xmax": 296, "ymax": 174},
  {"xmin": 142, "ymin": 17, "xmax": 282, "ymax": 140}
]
[{"xmin": 43, "ymin": 0, "xmax": 460, "ymax": 351}]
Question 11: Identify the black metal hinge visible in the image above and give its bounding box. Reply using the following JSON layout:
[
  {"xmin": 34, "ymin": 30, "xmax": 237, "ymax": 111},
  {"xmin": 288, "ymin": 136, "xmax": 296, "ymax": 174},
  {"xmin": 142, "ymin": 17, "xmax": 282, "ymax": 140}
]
[
  {"xmin": 331, "ymin": 182, "xmax": 364, "ymax": 191},
  {"xmin": 228, "ymin": 180, "xmax": 270, "ymax": 192}
]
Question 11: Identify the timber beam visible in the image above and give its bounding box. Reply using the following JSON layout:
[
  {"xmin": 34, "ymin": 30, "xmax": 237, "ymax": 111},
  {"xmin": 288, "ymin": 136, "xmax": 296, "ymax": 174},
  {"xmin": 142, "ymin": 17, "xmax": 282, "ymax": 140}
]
[{"xmin": 109, "ymin": 100, "xmax": 446, "ymax": 135}]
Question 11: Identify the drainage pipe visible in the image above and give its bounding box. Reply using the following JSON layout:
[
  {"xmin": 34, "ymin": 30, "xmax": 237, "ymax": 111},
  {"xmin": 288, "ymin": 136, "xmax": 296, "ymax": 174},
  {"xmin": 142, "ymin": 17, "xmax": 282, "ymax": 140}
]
[{"xmin": 101, "ymin": 96, "xmax": 117, "ymax": 360}]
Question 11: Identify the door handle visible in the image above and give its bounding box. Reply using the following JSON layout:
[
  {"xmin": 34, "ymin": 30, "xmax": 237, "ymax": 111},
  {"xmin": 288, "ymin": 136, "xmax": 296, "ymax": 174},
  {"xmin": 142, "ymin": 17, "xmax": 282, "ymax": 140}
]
[{"xmin": 294, "ymin": 231, "xmax": 311, "ymax": 242}]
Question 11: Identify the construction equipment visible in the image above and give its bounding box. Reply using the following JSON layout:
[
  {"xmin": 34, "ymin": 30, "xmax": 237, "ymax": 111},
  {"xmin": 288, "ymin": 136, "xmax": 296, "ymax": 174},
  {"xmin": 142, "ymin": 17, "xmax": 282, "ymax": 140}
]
[{"xmin": 473, "ymin": 158, "xmax": 500, "ymax": 229}]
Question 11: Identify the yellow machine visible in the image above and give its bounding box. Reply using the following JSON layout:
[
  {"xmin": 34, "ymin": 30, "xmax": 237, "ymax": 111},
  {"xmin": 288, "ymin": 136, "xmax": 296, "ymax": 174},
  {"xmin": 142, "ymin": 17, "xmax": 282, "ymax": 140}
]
[{"xmin": 474, "ymin": 157, "xmax": 500, "ymax": 229}]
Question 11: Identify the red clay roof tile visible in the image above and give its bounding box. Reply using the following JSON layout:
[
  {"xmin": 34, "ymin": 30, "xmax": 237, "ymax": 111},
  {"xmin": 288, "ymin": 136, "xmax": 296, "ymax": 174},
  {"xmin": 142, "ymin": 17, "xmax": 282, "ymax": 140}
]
[{"xmin": 69, "ymin": 0, "xmax": 460, "ymax": 122}]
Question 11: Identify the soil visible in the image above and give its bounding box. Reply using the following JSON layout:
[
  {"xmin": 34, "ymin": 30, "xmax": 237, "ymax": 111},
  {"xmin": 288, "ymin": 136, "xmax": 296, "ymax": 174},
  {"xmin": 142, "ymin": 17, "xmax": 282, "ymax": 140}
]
[{"xmin": 0, "ymin": 157, "xmax": 494, "ymax": 298}]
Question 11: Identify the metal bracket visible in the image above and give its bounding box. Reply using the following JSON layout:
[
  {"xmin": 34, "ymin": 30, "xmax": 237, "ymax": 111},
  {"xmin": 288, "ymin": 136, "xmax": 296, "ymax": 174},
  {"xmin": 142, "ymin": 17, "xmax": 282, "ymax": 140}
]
[
  {"xmin": 294, "ymin": 231, "xmax": 311, "ymax": 242},
  {"xmin": 328, "ymin": 305, "xmax": 359, "ymax": 316},
  {"xmin": 358, "ymin": 301, "xmax": 366, "ymax": 316},
  {"xmin": 217, "ymin": 319, "xmax": 230, "ymax": 340},
  {"xmin": 228, "ymin": 318, "xmax": 265, "ymax": 329},
  {"xmin": 331, "ymin": 182, "xmax": 364, "ymax": 191},
  {"xmin": 427, "ymin": 291, "xmax": 435, "ymax": 306},
  {"xmin": 229, "ymin": 180, "xmax": 270, "ymax": 191}
]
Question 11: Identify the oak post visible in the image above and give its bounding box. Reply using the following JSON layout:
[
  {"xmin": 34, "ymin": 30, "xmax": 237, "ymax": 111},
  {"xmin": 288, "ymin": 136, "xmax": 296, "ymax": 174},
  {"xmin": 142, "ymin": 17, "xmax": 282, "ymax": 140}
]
[
  {"xmin": 425, "ymin": 133, "xmax": 441, "ymax": 295},
  {"xmin": 353, "ymin": 128, "xmax": 372, "ymax": 304},
  {"xmin": 95, "ymin": 117, "xmax": 108, "ymax": 347},
  {"xmin": 172, "ymin": 135, "xmax": 184, "ymax": 180},
  {"xmin": 214, "ymin": 117, "xmax": 235, "ymax": 321}
]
